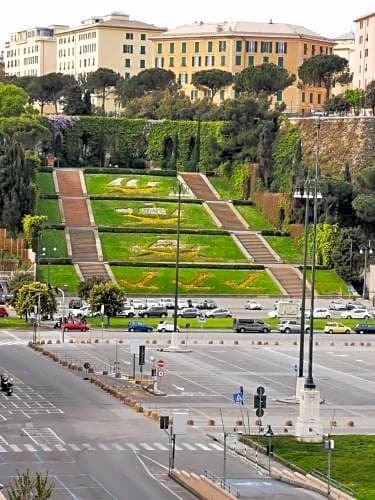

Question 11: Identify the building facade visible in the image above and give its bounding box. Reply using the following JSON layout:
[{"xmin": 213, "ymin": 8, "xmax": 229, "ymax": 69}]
[
  {"xmin": 332, "ymin": 31, "xmax": 355, "ymax": 95},
  {"xmin": 4, "ymin": 25, "xmax": 68, "ymax": 77},
  {"xmin": 151, "ymin": 21, "xmax": 335, "ymax": 113},
  {"xmin": 55, "ymin": 12, "xmax": 165, "ymax": 80},
  {"xmin": 353, "ymin": 12, "xmax": 375, "ymax": 90}
]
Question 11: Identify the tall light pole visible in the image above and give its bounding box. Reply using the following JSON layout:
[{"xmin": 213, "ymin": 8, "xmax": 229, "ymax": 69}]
[
  {"xmin": 360, "ymin": 241, "xmax": 373, "ymax": 300},
  {"xmin": 173, "ymin": 181, "xmax": 182, "ymax": 333},
  {"xmin": 42, "ymin": 246, "xmax": 56, "ymax": 285}
]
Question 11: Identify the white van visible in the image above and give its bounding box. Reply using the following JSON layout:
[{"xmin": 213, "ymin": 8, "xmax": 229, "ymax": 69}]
[{"xmin": 159, "ymin": 298, "xmax": 175, "ymax": 309}]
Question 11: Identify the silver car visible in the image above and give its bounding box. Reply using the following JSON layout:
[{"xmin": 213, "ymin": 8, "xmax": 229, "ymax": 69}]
[
  {"xmin": 206, "ymin": 308, "xmax": 232, "ymax": 318},
  {"xmin": 278, "ymin": 320, "xmax": 310, "ymax": 334}
]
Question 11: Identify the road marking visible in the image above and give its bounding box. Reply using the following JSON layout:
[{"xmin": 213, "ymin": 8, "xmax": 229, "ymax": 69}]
[
  {"xmin": 173, "ymin": 385, "xmax": 185, "ymax": 391},
  {"xmin": 135, "ymin": 454, "xmax": 184, "ymax": 500},
  {"xmin": 180, "ymin": 442, "xmax": 196, "ymax": 451},
  {"xmin": 113, "ymin": 443, "xmax": 124, "ymax": 451},
  {"xmin": 0, "ymin": 445, "xmax": 7, "ymax": 453},
  {"xmin": 153, "ymin": 443, "xmax": 168, "ymax": 451},
  {"xmin": 209, "ymin": 443, "xmax": 223, "ymax": 450},
  {"xmin": 82, "ymin": 443, "xmax": 95, "ymax": 451},
  {"xmin": 8, "ymin": 444, "xmax": 21, "ymax": 452},
  {"xmin": 126, "ymin": 443, "xmax": 140, "ymax": 452},
  {"xmin": 55, "ymin": 444, "xmax": 66, "ymax": 451},
  {"xmin": 195, "ymin": 443, "xmax": 210, "ymax": 451},
  {"xmin": 98, "ymin": 443, "xmax": 110, "ymax": 451},
  {"xmin": 88, "ymin": 474, "xmax": 118, "ymax": 500},
  {"xmin": 24, "ymin": 444, "xmax": 37, "ymax": 452},
  {"xmin": 139, "ymin": 442, "xmax": 154, "ymax": 451},
  {"xmin": 39, "ymin": 444, "xmax": 52, "ymax": 452},
  {"xmin": 68, "ymin": 444, "xmax": 81, "ymax": 451}
]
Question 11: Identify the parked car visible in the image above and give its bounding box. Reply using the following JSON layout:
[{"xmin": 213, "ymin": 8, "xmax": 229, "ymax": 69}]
[
  {"xmin": 156, "ymin": 322, "xmax": 179, "ymax": 333},
  {"xmin": 329, "ymin": 300, "xmax": 347, "ymax": 311},
  {"xmin": 305, "ymin": 308, "xmax": 331, "ymax": 319},
  {"xmin": 278, "ymin": 320, "xmax": 310, "ymax": 334},
  {"xmin": 159, "ymin": 298, "xmax": 175, "ymax": 309},
  {"xmin": 233, "ymin": 318, "xmax": 270, "ymax": 333},
  {"xmin": 206, "ymin": 308, "xmax": 232, "ymax": 318},
  {"xmin": 127, "ymin": 321, "xmax": 153, "ymax": 332},
  {"xmin": 145, "ymin": 298, "xmax": 159, "ymax": 308},
  {"xmin": 78, "ymin": 305, "xmax": 100, "ymax": 317},
  {"xmin": 176, "ymin": 307, "xmax": 200, "ymax": 318},
  {"xmin": 245, "ymin": 300, "xmax": 262, "ymax": 310},
  {"xmin": 138, "ymin": 306, "xmax": 168, "ymax": 318},
  {"xmin": 116, "ymin": 306, "xmax": 135, "ymax": 318},
  {"xmin": 198, "ymin": 299, "xmax": 217, "ymax": 310},
  {"xmin": 0, "ymin": 293, "xmax": 13, "ymax": 304},
  {"xmin": 340, "ymin": 309, "xmax": 371, "ymax": 319},
  {"xmin": 354, "ymin": 324, "xmax": 375, "ymax": 334},
  {"xmin": 129, "ymin": 300, "xmax": 146, "ymax": 310},
  {"xmin": 0, "ymin": 306, "xmax": 9, "ymax": 318},
  {"xmin": 177, "ymin": 299, "xmax": 190, "ymax": 309},
  {"xmin": 346, "ymin": 302, "xmax": 365, "ymax": 310},
  {"xmin": 63, "ymin": 322, "xmax": 89, "ymax": 332},
  {"xmin": 324, "ymin": 322, "xmax": 351, "ymax": 334}
]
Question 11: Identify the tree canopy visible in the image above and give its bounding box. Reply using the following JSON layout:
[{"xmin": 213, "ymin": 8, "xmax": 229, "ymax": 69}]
[
  {"xmin": 365, "ymin": 80, "xmax": 375, "ymax": 115},
  {"xmin": 234, "ymin": 63, "xmax": 295, "ymax": 97},
  {"xmin": 0, "ymin": 83, "xmax": 28, "ymax": 116},
  {"xmin": 87, "ymin": 68, "xmax": 121, "ymax": 112},
  {"xmin": 88, "ymin": 282, "xmax": 124, "ymax": 325},
  {"xmin": 191, "ymin": 70, "xmax": 233, "ymax": 100},
  {"xmin": 15, "ymin": 282, "xmax": 57, "ymax": 320},
  {"xmin": 116, "ymin": 68, "xmax": 176, "ymax": 105}
]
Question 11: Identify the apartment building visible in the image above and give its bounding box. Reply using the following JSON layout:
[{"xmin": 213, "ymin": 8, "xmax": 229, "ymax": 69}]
[
  {"xmin": 4, "ymin": 25, "xmax": 68, "ymax": 77},
  {"xmin": 0, "ymin": 52, "xmax": 4, "ymax": 79},
  {"xmin": 55, "ymin": 12, "xmax": 165, "ymax": 80},
  {"xmin": 332, "ymin": 31, "xmax": 355, "ymax": 95},
  {"xmin": 151, "ymin": 21, "xmax": 335, "ymax": 113},
  {"xmin": 353, "ymin": 12, "xmax": 375, "ymax": 89}
]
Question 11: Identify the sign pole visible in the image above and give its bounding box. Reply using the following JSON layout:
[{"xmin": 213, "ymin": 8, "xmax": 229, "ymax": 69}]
[{"xmin": 133, "ymin": 354, "xmax": 136, "ymax": 379}]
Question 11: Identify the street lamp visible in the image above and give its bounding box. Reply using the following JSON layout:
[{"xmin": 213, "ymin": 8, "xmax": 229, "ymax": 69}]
[
  {"xmin": 173, "ymin": 181, "xmax": 182, "ymax": 333},
  {"xmin": 360, "ymin": 241, "xmax": 373, "ymax": 300},
  {"xmin": 41, "ymin": 246, "xmax": 56, "ymax": 285},
  {"xmin": 264, "ymin": 424, "xmax": 274, "ymax": 475}
]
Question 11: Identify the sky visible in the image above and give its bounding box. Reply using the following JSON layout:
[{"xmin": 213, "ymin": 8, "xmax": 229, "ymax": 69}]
[{"xmin": 1, "ymin": 0, "xmax": 374, "ymax": 47}]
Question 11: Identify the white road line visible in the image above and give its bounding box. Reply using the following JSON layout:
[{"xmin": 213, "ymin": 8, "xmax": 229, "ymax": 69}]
[
  {"xmin": 135, "ymin": 453, "xmax": 184, "ymax": 500},
  {"xmin": 24, "ymin": 444, "xmax": 37, "ymax": 452},
  {"xmin": 113, "ymin": 443, "xmax": 124, "ymax": 451},
  {"xmin": 39, "ymin": 444, "xmax": 52, "ymax": 452},
  {"xmin": 98, "ymin": 443, "xmax": 111, "ymax": 451},
  {"xmin": 55, "ymin": 444, "xmax": 66, "ymax": 451},
  {"xmin": 180, "ymin": 443, "xmax": 196, "ymax": 451},
  {"xmin": 0, "ymin": 445, "xmax": 7, "ymax": 453},
  {"xmin": 126, "ymin": 443, "xmax": 140, "ymax": 452},
  {"xmin": 209, "ymin": 443, "xmax": 223, "ymax": 450},
  {"xmin": 68, "ymin": 444, "xmax": 81, "ymax": 451},
  {"xmin": 153, "ymin": 443, "xmax": 168, "ymax": 451},
  {"xmin": 195, "ymin": 443, "xmax": 211, "ymax": 451},
  {"xmin": 9, "ymin": 444, "xmax": 22, "ymax": 452},
  {"xmin": 139, "ymin": 442, "xmax": 154, "ymax": 451},
  {"xmin": 82, "ymin": 443, "xmax": 95, "ymax": 451}
]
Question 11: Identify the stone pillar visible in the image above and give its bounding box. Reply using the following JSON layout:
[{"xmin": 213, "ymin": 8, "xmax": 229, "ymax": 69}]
[
  {"xmin": 295, "ymin": 376, "xmax": 305, "ymax": 402},
  {"xmin": 295, "ymin": 388, "xmax": 323, "ymax": 443}
]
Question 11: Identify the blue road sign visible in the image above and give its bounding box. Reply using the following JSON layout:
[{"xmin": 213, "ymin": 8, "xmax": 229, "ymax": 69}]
[
  {"xmin": 233, "ymin": 392, "xmax": 244, "ymax": 404},
  {"xmin": 198, "ymin": 314, "xmax": 206, "ymax": 323}
]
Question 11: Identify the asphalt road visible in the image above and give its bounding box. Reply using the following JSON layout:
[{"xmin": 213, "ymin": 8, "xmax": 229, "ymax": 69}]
[{"xmin": 0, "ymin": 341, "xmax": 324, "ymax": 499}]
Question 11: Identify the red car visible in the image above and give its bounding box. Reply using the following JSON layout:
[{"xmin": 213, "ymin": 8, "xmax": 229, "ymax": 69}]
[
  {"xmin": 63, "ymin": 322, "xmax": 89, "ymax": 332},
  {"xmin": 0, "ymin": 307, "xmax": 9, "ymax": 318}
]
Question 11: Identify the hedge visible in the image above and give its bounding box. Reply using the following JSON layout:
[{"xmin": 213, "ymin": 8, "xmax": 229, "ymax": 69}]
[
  {"xmin": 233, "ymin": 200, "xmax": 255, "ymax": 206},
  {"xmin": 98, "ymin": 226, "xmax": 227, "ymax": 235},
  {"xmin": 261, "ymin": 230, "xmax": 290, "ymax": 236},
  {"xmin": 40, "ymin": 194, "xmax": 58, "ymax": 200},
  {"xmin": 109, "ymin": 261, "xmax": 264, "ymax": 269},
  {"xmin": 84, "ymin": 167, "xmax": 177, "ymax": 176},
  {"xmin": 89, "ymin": 195, "xmax": 203, "ymax": 204},
  {"xmin": 39, "ymin": 258, "xmax": 72, "ymax": 265}
]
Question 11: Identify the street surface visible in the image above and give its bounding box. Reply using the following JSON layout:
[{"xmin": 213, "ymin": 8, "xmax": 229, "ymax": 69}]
[{"xmin": 0, "ymin": 334, "xmax": 325, "ymax": 499}]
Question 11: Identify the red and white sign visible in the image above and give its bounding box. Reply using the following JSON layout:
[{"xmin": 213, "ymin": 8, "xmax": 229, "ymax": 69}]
[
  {"xmin": 157, "ymin": 359, "xmax": 165, "ymax": 369},
  {"xmin": 158, "ymin": 370, "xmax": 164, "ymax": 378}
]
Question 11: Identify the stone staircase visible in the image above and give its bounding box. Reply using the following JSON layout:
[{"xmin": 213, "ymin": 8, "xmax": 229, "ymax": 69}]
[
  {"xmin": 234, "ymin": 232, "xmax": 278, "ymax": 264},
  {"xmin": 180, "ymin": 173, "xmax": 219, "ymax": 201},
  {"xmin": 269, "ymin": 266, "xmax": 310, "ymax": 297},
  {"xmin": 56, "ymin": 169, "xmax": 111, "ymax": 282},
  {"xmin": 206, "ymin": 202, "xmax": 247, "ymax": 231}
]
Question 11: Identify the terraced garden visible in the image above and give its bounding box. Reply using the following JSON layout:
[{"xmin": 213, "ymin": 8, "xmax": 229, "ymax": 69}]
[
  {"xmin": 264, "ymin": 236, "xmax": 303, "ymax": 263},
  {"xmin": 37, "ymin": 199, "xmax": 61, "ymax": 224},
  {"xmin": 39, "ymin": 264, "xmax": 79, "ymax": 291},
  {"xmin": 36, "ymin": 172, "xmax": 55, "ymax": 194},
  {"xmin": 235, "ymin": 205, "xmax": 274, "ymax": 231},
  {"xmin": 40, "ymin": 229, "xmax": 67, "ymax": 257}
]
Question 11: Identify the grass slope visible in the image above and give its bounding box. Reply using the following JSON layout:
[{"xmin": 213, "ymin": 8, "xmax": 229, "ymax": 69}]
[
  {"xmin": 37, "ymin": 199, "xmax": 61, "ymax": 224},
  {"xmin": 36, "ymin": 172, "xmax": 55, "ymax": 194},
  {"xmin": 307, "ymin": 270, "xmax": 349, "ymax": 296},
  {"xmin": 39, "ymin": 265, "xmax": 79, "ymax": 292},
  {"xmin": 40, "ymin": 230, "xmax": 67, "ymax": 257},
  {"xmin": 265, "ymin": 236, "xmax": 303, "ymax": 263},
  {"xmin": 85, "ymin": 174, "xmax": 180, "ymax": 198},
  {"xmin": 236, "ymin": 205, "xmax": 273, "ymax": 230},
  {"xmin": 208, "ymin": 177, "xmax": 235, "ymax": 200}
]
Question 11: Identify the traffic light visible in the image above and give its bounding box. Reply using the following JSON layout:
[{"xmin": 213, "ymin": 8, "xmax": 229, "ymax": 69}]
[
  {"xmin": 266, "ymin": 444, "xmax": 274, "ymax": 456},
  {"xmin": 253, "ymin": 394, "xmax": 267, "ymax": 417},
  {"xmin": 160, "ymin": 415, "xmax": 169, "ymax": 430}
]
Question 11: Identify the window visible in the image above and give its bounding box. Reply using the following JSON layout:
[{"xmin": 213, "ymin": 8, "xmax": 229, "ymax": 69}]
[
  {"xmin": 155, "ymin": 57, "xmax": 164, "ymax": 68},
  {"xmin": 261, "ymin": 41, "xmax": 272, "ymax": 53},
  {"xmin": 320, "ymin": 46, "xmax": 323, "ymax": 54},
  {"xmin": 236, "ymin": 40, "xmax": 242, "ymax": 52},
  {"xmin": 126, "ymin": 33, "xmax": 134, "ymax": 40},
  {"xmin": 140, "ymin": 59, "xmax": 145, "ymax": 68},
  {"xmin": 125, "ymin": 72, "xmax": 130, "ymax": 79},
  {"xmin": 248, "ymin": 55, "xmax": 254, "ymax": 66},
  {"xmin": 220, "ymin": 55, "xmax": 226, "ymax": 66},
  {"xmin": 207, "ymin": 41, "xmax": 213, "ymax": 52},
  {"xmin": 194, "ymin": 41, "xmax": 200, "ymax": 53},
  {"xmin": 157, "ymin": 43, "xmax": 162, "ymax": 54},
  {"xmin": 235, "ymin": 55, "xmax": 242, "ymax": 65},
  {"xmin": 312, "ymin": 45, "xmax": 315, "ymax": 55},
  {"xmin": 180, "ymin": 73, "xmax": 188, "ymax": 85},
  {"xmin": 302, "ymin": 92, "xmax": 305, "ymax": 102},
  {"xmin": 181, "ymin": 56, "xmax": 186, "ymax": 67},
  {"xmin": 191, "ymin": 89, "xmax": 198, "ymax": 101},
  {"xmin": 141, "ymin": 33, "xmax": 146, "ymax": 40},
  {"xmin": 219, "ymin": 40, "xmax": 226, "ymax": 52},
  {"xmin": 204, "ymin": 90, "xmax": 212, "ymax": 98},
  {"xmin": 169, "ymin": 43, "xmax": 174, "ymax": 54},
  {"xmin": 276, "ymin": 90, "xmax": 282, "ymax": 102},
  {"xmin": 277, "ymin": 57, "xmax": 284, "ymax": 68},
  {"xmin": 304, "ymin": 44, "xmax": 308, "ymax": 55},
  {"xmin": 365, "ymin": 48, "xmax": 368, "ymax": 57},
  {"xmin": 125, "ymin": 58, "xmax": 131, "ymax": 67},
  {"xmin": 246, "ymin": 41, "xmax": 257, "ymax": 52},
  {"xmin": 276, "ymin": 42, "xmax": 287, "ymax": 54},
  {"xmin": 220, "ymin": 89, "xmax": 225, "ymax": 100},
  {"xmin": 123, "ymin": 45, "xmax": 133, "ymax": 54},
  {"xmin": 181, "ymin": 42, "xmax": 187, "ymax": 53},
  {"xmin": 360, "ymin": 20, "xmax": 363, "ymax": 29},
  {"xmin": 192, "ymin": 55, "xmax": 201, "ymax": 67},
  {"xmin": 169, "ymin": 57, "xmax": 174, "ymax": 67},
  {"xmin": 317, "ymin": 94, "xmax": 321, "ymax": 104},
  {"xmin": 140, "ymin": 46, "xmax": 146, "ymax": 55},
  {"xmin": 205, "ymin": 55, "xmax": 215, "ymax": 67},
  {"xmin": 309, "ymin": 93, "xmax": 313, "ymax": 104},
  {"xmin": 263, "ymin": 56, "xmax": 269, "ymax": 63}
]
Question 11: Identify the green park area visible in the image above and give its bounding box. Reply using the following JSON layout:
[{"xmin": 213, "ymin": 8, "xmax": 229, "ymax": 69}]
[
  {"xmin": 85, "ymin": 174, "xmax": 182, "ymax": 198},
  {"xmin": 36, "ymin": 172, "xmax": 55, "ymax": 194},
  {"xmin": 235, "ymin": 205, "xmax": 273, "ymax": 231},
  {"xmin": 40, "ymin": 229, "xmax": 67, "ymax": 257},
  {"xmin": 265, "ymin": 236, "xmax": 303, "ymax": 263},
  {"xmin": 100, "ymin": 233, "xmax": 246, "ymax": 263},
  {"xmin": 307, "ymin": 270, "xmax": 349, "ymax": 296},
  {"xmin": 39, "ymin": 265, "xmax": 79, "ymax": 292},
  {"xmin": 111, "ymin": 266, "xmax": 281, "ymax": 295},
  {"xmin": 91, "ymin": 199, "xmax": 217, "ymax": 229},
  {"xmin": 208, "ymin": 176, "xmax": 236, "ymax": 200},
  {"xmin": 37, "ymin": 199, "xmax": 61, "ymax": 224},
  {"xmin": 245, "ymin": 435, "xmax": 375, "ymax": 500}
]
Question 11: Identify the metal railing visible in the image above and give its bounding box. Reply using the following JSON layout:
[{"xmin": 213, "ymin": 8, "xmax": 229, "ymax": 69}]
[
  {"xmin": 204, "ymin": 470, "xmax": 240, "ymax": 498},
  {"xmin": 312, "ymin": 469, "xmax": 355, "ymax": 498}
]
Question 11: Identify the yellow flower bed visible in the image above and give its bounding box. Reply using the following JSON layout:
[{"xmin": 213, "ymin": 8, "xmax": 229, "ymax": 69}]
[
  {"xmin": 178, "ymin": 273, "xmax": 212, "ymax": 291},
  {"xmin": 224, "ymin": 273, "xmax": 261, "ymax": 290},
  {"xmin": 110, "ymin": 186, "xmax": 157, "ymax": 195},
  {"xmin": 120, "ymin": 271, "xmax": 160, "ymax": 291},
  {"xmin": 124, "ymin": 214, "xmax": 179, "ymax": 224}
]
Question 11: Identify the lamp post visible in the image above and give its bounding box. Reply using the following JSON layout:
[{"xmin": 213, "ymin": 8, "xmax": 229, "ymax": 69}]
[
  {"xmin": 360, "ymin": 241, "xmax": 373, "ymax": 300},
  {"xmin": 35, "ymin": 230, "xmax": 42, "ymax": 282},
  {"xmin": 173, "ymin": 181, "xmax": 182, "ymax": 333},
  {"xmin": 264, "ymin": 424, "xmax": 274, "ymax": 475},
  {"xmin": 41, "ymin": 246, "xmax": 56, "ymax": 285}
]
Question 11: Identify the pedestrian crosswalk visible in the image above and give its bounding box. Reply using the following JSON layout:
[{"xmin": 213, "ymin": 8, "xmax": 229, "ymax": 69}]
[{"xmin": 0, "ymin": 440, "xmax": 223, "ymax": 454}]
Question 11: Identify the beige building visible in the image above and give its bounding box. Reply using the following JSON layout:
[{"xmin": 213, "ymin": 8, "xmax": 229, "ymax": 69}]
[
  {"xmin": 332, "ymin": 31, "xmax": 355, "ymax": 95},
  {"xmin": 55, "ymin": 12, "xmax": 165, "ymax": 80},
  {"xmin": 353, "ymin": 11, "xmax": 375, "ymax": 90},
  {"xmin": 151, "ymin": 21, "xmax": 335, "ymax": 114},
  {"xmin": 4, "ymin": 25, "xmax": 68, "ymax": 77}
]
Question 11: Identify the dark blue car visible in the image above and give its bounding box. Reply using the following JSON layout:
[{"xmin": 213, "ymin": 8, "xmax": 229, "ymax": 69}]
[{"xmin": 127, "ymin": 321, "xmax": 153, "ymax": 332}]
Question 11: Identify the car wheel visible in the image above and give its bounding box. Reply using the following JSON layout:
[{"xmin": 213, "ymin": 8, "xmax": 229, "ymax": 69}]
[
  {"xmin": 226, "ymin": 315, "xmax": 231, "ymax": 318},
  {"xmin": 147, "ymin": 328, "xmax": 152, "ymax": 332},
  {"xmin": 359, "ymin": 330, "xmax": 364, "ymax": 335},
  {"xmin": 129, "ymin": 328, "xmax": 134, "ymax": 332},
  {"xmin": 305, "ymin": 328, "xmax": 310, "ymax": 335},
  {"xmin": 328, "ymin": 329, "xmax": 333, "ymax": 334},
  {"xmin": 129, "ymin": 313, "xmax": 134, "ymax": 317},
  {"xmin": 240, "ymin": 327, "xmax": 245, "ymax": 333},
  {"xmin": 161, "ymin": 328, "xmax": 166, "ymax": 332},
  {"xmin": 177, "ymin": 315, "xmax": 182, "ymax": 318},
  {"xmin": 262, "ymin": 328, "xmax": 268, "ymax": 333},
  {"xmin": 326, "ymin": 315, "xmax": 331, "ymax": 319},
  {"xmin": 345, "ymin": 329, "xmax": 350, "ymax": 334},
  {"xmin": 161, "ymin": 313, "xmax": 167, "ymax": 318},
  {"xmin": 347, "ymin": 315, "xmax": 352, "ymax": 319},
  {"xmin": 143, "ymin": 313, "xmax": 149, "ymax": 318},
  {"xmin": 365, "ymin": 315, "xmax": 370, "ymax": 319},
  {"xmin": 284, "ymin": 328, "xmax": 291, "ymax": 334}
]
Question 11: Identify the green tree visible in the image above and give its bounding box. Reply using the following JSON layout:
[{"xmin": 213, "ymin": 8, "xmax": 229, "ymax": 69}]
[
  {"xmin": 116, "ymin": 68, "xmax": 175, "ymax": 105},
  {"xmin": 62, "ymin": 84, "xmax": 91, "ymax": 115},
  {"xmin": 191, "ymin": 70, "xmax": 233, "ymax": 100},
  {"xmin": 8, "ymin": 469, "xmax": 54, "ymax": 500},
  {"xmin": 9, "ymin": 271, "xmax": 33, "ymax": 306},
  {"xmin": 22, "ymin": 215, "xmax": 48, "ymax": 251},
  {"xmin": 344, "ymin": 88, "xmax": 364, "ymax": 115},
  {"xmin": 15, "ymin": 282, "xmax": 57, "ymax": 320},
  {"xmin": 0, "ymin": 83, "xmax": 28, "ymax": 116},
  {"xmin": 88, "ymin": 282, "xmax": 124, "ymax": 326},
  {"xmin": 365, "ymin": 80, "xmax": 375, "ymax": 115},
  {"xmin": 298, "ymin": 54, "xmax": 350, "ymax": 101},
  {"xmin": 234, "ymin": 63, "xmax": 295, "ymax": 98},
  {"xmin": 257, "ymin": 119, "xmax": 278, "ymax": 189},
  {"xmin": 331, "ymin": 227, "xmax": 364, "ymax": 285},
  {"xmin": 324, "ymin": 94, "xmax": 350, "ymax": 114},
  {"xmin": 352, "ymin": 165, "xmax": 375, "ymax": 224},
  {"xmin": 27, "ymin": 73, "xmax": 74, "ymax": 113},
  {"xmin": 77, "ymin": 276, "xmax": 108, "ymax": 301},
  {"xmin": 315, "ymin": 223, "xmax": 337, "ymax": 266},
  {"xmin": 87, "ymin": 68, "xmax": 121, "ymax": 112}
]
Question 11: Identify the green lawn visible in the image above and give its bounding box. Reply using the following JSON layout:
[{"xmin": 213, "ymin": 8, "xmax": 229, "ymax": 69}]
[
  {"xmin": 265, "ymin": 236, "xmax": 303, "ymax": 263},
  {"xmin": 0, "ymin": 318, "xmax": 32, "ymax": 328},
  {"xmin": 244, "ymin": 435, "xmax": 375, "ymax": 500},
  {"xmin": 208, "ymin": 177, "xmax": 235, "ymax": 200},
  {"xmin": 37, "ymin": 199, "xmax": 61, "ymax": 224},
  {"xmin": 39, "ymin": 265, "xmax": 79, "ymax": 292},
  {"xmin": 36, "ymin": 172, "xmax": 55, "ymax": 194},
  {"xmin": 100, "ymin": 233, "xmax": 246, "ymax": 263},
  {"xmin": 112, "ymin": 266, "xmax": 281, "ymax": 295},
  {"xmin": 87, "ymin": 317, "xmax": 233, "ymax": 330},
  {"xmin": 307, "ymin": 270, "xmax": 349, "ymax": 296},
  {"xmin": 91, "ymin": 200, "xmax": 217, "ymax": 229},
  {"xmin": 85, "ymin": 174, "xmax": 182, "ymax": 198},
  {"xmin": 40, "ymin": 230, "xmax": 67, "ymax": 258},
  {"xmin": 236, "ymin": 205, "xmax": 273, "ymax": 230}
]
